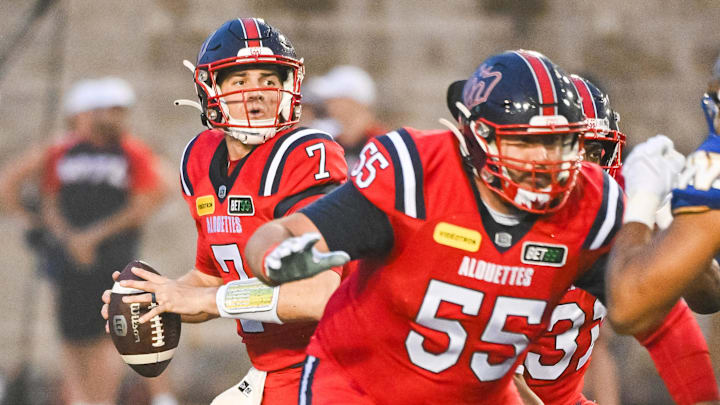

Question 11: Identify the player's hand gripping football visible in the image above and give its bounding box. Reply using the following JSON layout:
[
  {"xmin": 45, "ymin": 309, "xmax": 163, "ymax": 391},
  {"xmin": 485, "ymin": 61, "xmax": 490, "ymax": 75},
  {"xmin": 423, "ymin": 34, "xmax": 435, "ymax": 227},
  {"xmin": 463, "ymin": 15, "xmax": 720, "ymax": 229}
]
[
  {"xmin": 262, "ymin": 232, "xmax": 350, "ymax": 286},
  {"xmin": 622, "ymin": 134, "xmax": 685, "ymax": 228},
  {"xmin": 101, "ymin": 268, "xmax": 217, "ymax": 326},
  {"xmin": 117, "ymin": 267, "xmax": 218, "ymax": 323}
]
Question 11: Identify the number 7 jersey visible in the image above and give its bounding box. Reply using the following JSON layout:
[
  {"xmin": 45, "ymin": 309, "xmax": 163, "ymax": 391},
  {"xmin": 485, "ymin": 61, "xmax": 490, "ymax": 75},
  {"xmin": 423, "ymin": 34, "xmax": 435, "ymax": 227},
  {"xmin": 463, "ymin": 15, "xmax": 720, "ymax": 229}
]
[
  {"xmin": 180, "ymin": 128, "xmax": 347, "ymax": 372},
  {"xmin": 304, "ymin": 128, "xmax": 624, "ymax": 404}
]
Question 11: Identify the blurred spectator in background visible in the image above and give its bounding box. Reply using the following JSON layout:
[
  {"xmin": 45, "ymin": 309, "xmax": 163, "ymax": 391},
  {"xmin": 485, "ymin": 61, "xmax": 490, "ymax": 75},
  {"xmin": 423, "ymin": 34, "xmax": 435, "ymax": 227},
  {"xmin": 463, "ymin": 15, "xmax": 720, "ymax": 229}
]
[
  {"xmin": 298, "ymin": 77, "xmax": 341, "ymax": 137},
  {"xmin": 0, "ymin": 77, "xmax": 177, "ymax": 405},
  {"xmin": 304, "ymin": 65, "xmax": 388, "ymax": 171}
]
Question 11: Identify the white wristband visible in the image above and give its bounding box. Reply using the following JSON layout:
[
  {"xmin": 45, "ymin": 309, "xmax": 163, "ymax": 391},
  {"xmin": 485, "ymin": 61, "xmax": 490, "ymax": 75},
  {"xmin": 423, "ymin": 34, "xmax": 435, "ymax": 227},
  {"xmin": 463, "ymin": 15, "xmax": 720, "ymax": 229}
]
[
  {"xmin": 624, "ymin": 190, "xmax": 663, "ymax": 229},
  {"xmin": 654, "ymin": 200, "xmax": 674, "ymax": 230},
  {"xmin": 216, "ymin": 278, "xmax": 282, "ymax": 324}
]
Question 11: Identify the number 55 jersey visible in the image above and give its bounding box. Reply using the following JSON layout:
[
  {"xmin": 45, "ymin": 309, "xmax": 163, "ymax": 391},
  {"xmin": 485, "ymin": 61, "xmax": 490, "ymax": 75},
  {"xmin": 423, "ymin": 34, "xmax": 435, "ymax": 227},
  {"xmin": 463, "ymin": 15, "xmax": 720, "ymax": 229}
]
[
  {"xmin": 300, "ymin": 128, "xmax": 624, "ymax": 404},
  {"xmin": 180, "ymin": 128, "xmax": 346, "ymax": 372}
]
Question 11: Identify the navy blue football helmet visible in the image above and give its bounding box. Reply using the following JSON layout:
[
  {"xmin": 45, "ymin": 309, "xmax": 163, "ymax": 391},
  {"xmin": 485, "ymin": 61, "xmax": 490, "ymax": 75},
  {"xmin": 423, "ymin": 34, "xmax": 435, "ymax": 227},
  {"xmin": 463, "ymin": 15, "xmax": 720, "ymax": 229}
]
[
  {"xmin": 451, "ymin": 50, "xmax": 587, "ymax": 214},
  {"xmin": 194, "ymin": 18, "xmax": 304, "ymax": 144},
  {"xmin": 570, "ymin": 75, "xmax": 625, "ymax": 179}
]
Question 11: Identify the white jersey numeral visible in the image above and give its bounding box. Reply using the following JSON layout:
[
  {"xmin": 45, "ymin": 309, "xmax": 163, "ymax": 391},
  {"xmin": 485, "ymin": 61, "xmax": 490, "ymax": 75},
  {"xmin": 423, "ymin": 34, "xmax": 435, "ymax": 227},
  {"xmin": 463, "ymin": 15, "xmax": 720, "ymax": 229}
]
[
  {"xmin": 406, "ymin": 280, "xmax": 546, "ymax": 382},
  {"xmin": 406, "ymin": 281, "xmax": 483, "ymax": 373},
  {"xmin": 352, "ymin": 142, "xmax": 389, "ymax": 188},
  {"xmin": 211, "ymin": 243, "xmax": 264, "ymax": 333},
  {"xmin": 305, "ymin": 143, "xmax": 330, "ymax": 180},
  {"xmin": 523, "ymin": 297, "xmax": 606, "ymax": 380},
  {"xmin": 471, "ymin": 297, "xmax": 546, "ymax": 381}
]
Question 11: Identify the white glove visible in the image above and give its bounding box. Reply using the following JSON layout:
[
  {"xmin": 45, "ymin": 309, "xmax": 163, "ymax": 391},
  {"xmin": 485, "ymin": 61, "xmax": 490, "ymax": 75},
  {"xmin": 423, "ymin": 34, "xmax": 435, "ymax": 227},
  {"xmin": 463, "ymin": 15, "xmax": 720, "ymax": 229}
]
[
  {"xmin": 622, "ymin": 134, "xmax": 686, "ymax": 228},
  {"xmin": 263, "ymin": 232, "xmax": 350, "ymax": 285}
]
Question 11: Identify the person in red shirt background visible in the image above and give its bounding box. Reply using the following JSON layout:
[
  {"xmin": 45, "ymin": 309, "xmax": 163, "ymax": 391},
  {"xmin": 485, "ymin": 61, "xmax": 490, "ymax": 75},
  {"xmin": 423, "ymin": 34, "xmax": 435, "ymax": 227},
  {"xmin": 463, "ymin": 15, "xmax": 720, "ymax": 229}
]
[{"xmin": 0, "ymin": 77, "xmax": 176, "ymax": 405}]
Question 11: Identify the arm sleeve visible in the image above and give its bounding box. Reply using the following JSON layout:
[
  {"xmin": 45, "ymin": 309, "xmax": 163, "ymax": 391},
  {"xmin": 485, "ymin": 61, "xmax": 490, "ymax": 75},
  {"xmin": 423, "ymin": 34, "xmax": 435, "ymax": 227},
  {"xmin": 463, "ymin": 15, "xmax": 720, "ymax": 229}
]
[
  {"xmin": 634, "ymin": 299, "xmax": 720, "ymax": 404},
  {"xmin": 300, "ymin": 182, "xmax": 394, "ymax": 260}
]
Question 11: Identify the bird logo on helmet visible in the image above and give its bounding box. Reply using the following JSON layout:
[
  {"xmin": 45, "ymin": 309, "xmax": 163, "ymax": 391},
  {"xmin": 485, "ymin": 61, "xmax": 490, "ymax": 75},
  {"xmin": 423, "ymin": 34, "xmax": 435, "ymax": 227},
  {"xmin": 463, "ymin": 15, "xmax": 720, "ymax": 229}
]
[
  {"xmin": 444, "ymin": 50, "xmax": 588, "ymax": 214},
  {"xmin": 183, "ymin": 18, "xmax": 305, "ymax": 144},
  {"xmin": 570, "ymin": 75, "xmax": 626, "ymax": 179}
]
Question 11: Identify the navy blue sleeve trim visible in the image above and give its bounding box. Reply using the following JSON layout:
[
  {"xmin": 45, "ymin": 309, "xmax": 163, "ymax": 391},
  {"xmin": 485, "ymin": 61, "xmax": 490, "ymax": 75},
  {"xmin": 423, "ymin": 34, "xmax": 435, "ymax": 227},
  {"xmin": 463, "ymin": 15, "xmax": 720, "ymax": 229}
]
[
  {"xmin": 376, "ymin": 135, "xmax": 404, "ymax": 213},
  {"xmin": 582, "ymin": 172, "xmax": 609, "ymax": 249},
  {"xmin": 180, "ymin": 134, "xmax": 200, "ymax": 196},
  {"xmin": 575, "ymin": 253, "xmax": 608, "ymax": 305},
  {"xmin": 375, "ymin": 129, "xmax": 426, "ymax": 219},
  {"xmin": 273, "ymin": 182, "xmax": 341, "ymax": 219},
  {"xmin": 582, "ymin": 171, "xmax": 625, "ymax": 250},
  {"xmin": 398, "ymin": 128, "xmax": 426, "ymax": 219},
  {"xmin": 300, "ymin": 182, "xmax": 394, "ymax": 260}
]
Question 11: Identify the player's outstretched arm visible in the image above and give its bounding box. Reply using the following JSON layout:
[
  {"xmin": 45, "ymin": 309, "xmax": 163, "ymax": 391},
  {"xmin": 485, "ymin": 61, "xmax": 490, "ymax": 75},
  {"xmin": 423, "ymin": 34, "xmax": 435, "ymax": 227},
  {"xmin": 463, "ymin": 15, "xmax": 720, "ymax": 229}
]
[
  {"xmin": 682, "ymin": 258, "xmax": 720, "ymax": 314},
  {"xmin": 245, "ymin": 213, "xmax": 349, "ymax": 286},
  {"xmin": 117, "ymin": 259, "xmax": 342, "ymax": 324},
  {"xmin": 608, "ymin": 212, "xmax": 720, "ymax": 334}
]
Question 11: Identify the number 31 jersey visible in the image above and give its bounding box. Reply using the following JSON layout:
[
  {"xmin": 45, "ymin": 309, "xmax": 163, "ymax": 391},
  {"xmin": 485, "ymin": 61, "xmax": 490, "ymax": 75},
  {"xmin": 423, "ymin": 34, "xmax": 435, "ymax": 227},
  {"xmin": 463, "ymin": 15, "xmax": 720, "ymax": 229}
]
[
  {"xmin": 180, "ymin": 128, "xmax": 346, "ymax": 372},
  {"xmin": 304, "ymin": 128, "xmax": 624, "ymax": 404}
]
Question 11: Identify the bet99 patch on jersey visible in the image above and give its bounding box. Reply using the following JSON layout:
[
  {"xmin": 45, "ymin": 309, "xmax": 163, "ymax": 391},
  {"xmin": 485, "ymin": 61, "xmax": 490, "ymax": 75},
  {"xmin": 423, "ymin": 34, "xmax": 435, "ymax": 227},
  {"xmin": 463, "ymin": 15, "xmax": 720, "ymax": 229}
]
[
  {"xmin": 227, "ymin": 195, "xmax": 255, "ymax": 216},
  {"xmin": 521, "ymin": 242, "xmax": 567, "ymax": 267}
]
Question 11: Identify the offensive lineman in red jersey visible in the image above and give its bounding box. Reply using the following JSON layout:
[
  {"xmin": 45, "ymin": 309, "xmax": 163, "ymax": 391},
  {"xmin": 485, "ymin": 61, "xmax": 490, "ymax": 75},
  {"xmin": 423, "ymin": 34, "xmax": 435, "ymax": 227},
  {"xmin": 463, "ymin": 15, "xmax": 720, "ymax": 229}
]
[
  {"xmin": 244, "ymin": 50, "xmax": 624, "ymax": 404},
  {"xmin": 101, "ymin": 18, "xmax": 347, "ymax": 404},
  {"xmin": 515, "ymin": 75, "xmax": 720, "ymax": 405}
]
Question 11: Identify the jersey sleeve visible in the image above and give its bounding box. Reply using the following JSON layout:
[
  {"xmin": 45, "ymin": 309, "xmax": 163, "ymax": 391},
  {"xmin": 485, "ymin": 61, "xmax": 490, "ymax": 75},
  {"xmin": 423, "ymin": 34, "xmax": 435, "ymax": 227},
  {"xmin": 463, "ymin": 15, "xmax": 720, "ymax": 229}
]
[
  {"xmin": 257, "ymin": 130, "xmax": 347, "ymax": 200},
  {"xmin": 123, "ymin": 136, "xmax": 161, "ymax": 193},
  {"xmin": 672, "ymin": 133, "xmax": 720, "ymax": 214},
  {"xmin": 179, "ymin": 134, "xmax": 203, "ymax": 198},
  {"xmin": 576, "ymin": 170, "xmax": 626, "ymax": 304},
  {"xmin": 581, "ymin": 170, "xmax": 625, "ymax": 252},
  {"xmin": 349, "ymin": 128, "xmax": 427, "ymax": 220},
  {"xmin": 300, "ymin": 182, "xmax": 394, "ymax": 260}
]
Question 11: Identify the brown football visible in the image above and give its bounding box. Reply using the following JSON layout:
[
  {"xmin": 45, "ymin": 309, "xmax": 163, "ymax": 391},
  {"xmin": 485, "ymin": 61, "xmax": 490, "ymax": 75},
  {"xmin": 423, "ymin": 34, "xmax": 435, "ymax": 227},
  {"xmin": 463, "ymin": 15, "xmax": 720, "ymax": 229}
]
[{"xmin": 108, "ymin": 260, "xmax": 181, "ymax": 377}]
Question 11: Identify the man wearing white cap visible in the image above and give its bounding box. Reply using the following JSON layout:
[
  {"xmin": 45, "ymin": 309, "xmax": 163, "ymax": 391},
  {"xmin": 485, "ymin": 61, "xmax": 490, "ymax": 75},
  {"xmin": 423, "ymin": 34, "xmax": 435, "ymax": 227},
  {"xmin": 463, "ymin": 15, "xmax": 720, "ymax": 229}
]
[
  {"xmin": 0, "ymin": 77, "xmax": 176, "ymax": 405},
  {"xmin": 306, "ymin": 65, "xmax": 388, "ymax": 171}
]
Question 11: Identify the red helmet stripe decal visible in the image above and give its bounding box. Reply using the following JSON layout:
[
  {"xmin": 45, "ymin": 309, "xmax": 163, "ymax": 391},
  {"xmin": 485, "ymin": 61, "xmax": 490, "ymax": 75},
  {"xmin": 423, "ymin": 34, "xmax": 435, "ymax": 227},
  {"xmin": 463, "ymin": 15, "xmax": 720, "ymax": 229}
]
[
  {"xmin": 240, "ymin": 18, "xmax": 262, "ymax": 48},
  {"xmin": 515, "ymin": 51, "xmax": 557, "ymax": 116},
  {"xmin": 571, "ymin": 77, "xmax": 596, "ymax": 119}
]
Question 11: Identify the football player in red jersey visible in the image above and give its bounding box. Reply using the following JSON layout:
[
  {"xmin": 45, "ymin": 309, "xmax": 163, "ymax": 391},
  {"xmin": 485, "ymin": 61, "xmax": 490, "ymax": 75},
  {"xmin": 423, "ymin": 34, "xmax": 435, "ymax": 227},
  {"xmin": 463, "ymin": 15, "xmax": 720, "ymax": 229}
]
[
  {"xmin": 100, "ymin": 18, "xmax": 347, "ymax": 405},
  {"xmin": 244, "ymin": 50, "xmax": 624, "ymax": 404},
  {"xmin": 515, "ymin": 75, "xmax": 720, "ymax": 405}
]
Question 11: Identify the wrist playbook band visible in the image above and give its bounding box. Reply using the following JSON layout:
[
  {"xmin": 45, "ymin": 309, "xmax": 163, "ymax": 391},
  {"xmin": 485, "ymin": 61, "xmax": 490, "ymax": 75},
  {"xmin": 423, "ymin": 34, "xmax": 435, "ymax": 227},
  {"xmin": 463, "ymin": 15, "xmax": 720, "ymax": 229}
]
[{"xmin": 216, "ymin": 278, "xmax": 282, "ymax": 324}]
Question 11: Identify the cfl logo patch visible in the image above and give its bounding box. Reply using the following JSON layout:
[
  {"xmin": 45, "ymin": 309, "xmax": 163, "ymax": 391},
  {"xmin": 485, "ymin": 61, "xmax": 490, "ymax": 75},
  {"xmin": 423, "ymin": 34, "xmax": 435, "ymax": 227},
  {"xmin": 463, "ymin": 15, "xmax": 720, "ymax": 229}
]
[{"xmin": 113, "ymin": 315, "xmax": 128, "ymax": 337}]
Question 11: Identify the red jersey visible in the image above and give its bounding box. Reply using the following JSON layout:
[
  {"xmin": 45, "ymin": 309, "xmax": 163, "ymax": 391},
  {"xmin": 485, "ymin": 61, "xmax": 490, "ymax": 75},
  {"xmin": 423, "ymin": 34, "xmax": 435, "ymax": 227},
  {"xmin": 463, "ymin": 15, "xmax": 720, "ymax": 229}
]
[
  {"xmin": 180, "ymin": 127, "xmax": 347, "ymax": 371},
  {"xmin": 303, "ymin": 128, "xmax": 624, "ymax": 404},
  {"xmin": 521, "ymin": 287, "xmax": 605, "ymax": 404}
]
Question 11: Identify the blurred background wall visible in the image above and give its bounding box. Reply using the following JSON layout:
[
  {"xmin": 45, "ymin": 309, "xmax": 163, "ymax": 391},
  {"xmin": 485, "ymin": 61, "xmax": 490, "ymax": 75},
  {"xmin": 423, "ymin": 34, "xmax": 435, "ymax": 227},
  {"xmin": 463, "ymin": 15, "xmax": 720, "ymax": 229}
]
[{"xmin": 1, "ymin": 0, "xmax": 719, "ymax": 404}]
